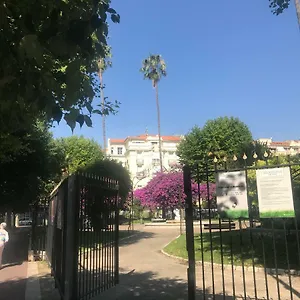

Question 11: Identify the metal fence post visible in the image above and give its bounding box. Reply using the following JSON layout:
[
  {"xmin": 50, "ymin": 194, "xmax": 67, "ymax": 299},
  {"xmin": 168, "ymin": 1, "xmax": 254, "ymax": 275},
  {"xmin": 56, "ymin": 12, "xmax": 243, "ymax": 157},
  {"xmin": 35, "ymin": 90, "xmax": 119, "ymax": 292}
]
[
  {"xmin": 183, "ymin": 166, "xmax": 196, "ymax": 300},
  {"xmin": 115, "ymin": 192, "xmax": 120, "ymax": 284},
  {"xmin": 64, "ymin": 175, "xmax": 78, "ymax": 300}
]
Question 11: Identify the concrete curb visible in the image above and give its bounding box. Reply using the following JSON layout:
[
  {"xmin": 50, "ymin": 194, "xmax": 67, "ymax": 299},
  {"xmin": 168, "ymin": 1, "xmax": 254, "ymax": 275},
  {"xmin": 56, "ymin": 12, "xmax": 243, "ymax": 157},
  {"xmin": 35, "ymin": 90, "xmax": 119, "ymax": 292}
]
[{"xmin": 161, "ymin": 236, "xmax": 300, "ymax": 276}]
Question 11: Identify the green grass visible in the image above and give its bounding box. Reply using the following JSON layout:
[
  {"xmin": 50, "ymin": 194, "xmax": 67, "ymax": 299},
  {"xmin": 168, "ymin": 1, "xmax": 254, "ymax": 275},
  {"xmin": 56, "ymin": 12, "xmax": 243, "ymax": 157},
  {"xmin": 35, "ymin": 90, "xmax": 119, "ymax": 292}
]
[
  {"xmin": 164, "ymin": 231, "xmax": 300, "ymax": 270},
  {"xmin": 219, "ymin": 209, "xmax": 249, "ymax": 219},
  {"xmin": 260, "ymin": 211, "xmax": 295, "ymax": 218}
]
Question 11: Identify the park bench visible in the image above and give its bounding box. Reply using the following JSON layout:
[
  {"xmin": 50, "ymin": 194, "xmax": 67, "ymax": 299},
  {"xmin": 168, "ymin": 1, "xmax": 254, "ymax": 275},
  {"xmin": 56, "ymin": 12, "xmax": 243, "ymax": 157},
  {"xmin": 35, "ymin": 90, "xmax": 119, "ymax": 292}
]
[
  {"xmin": 203, "ymin": 222, "xmax": 236, "ymax": 230},
  {"xmin": 151, "ymin": 218, "xmax": 167, "ymax": 223}
]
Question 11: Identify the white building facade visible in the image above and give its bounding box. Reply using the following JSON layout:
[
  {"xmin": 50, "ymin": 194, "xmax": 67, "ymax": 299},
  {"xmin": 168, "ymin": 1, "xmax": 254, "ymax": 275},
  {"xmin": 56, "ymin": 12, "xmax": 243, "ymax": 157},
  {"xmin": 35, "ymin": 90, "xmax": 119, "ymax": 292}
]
[
  {"xmin": 258, "ymin": 138, "xmax": 300, "ymax": 155},
  {"xmin": 107, "ymin": 134, "xmax": 183, "ymax": 189}
]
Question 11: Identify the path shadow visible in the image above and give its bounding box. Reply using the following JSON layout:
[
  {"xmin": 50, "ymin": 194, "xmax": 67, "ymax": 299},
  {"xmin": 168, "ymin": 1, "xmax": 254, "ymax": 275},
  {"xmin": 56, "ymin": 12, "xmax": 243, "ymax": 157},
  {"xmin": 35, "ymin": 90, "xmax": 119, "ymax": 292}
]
[
  {"xmin": 99, "ymin": 268, "xmax": 235, "ymax": 300},
  {"xmin": 270, "ymin": 274, "xmax": 300, "ymax": 299},
  {"xmin": 2, "ymin": 228, "xmax": 29, "ymax": 265},
  {"xmin": 119, "ymin": 231, "xmax": 156, "ymax": 247},
  {"xmin": 0, "ymin": 271, "xmax": 60, "ymax": 300}
]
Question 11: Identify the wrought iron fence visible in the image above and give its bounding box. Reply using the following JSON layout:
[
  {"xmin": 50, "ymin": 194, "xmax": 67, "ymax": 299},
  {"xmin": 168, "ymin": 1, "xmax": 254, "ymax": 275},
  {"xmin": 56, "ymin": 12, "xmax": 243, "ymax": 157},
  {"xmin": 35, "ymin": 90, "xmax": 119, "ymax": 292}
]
[
  {"xmin": 184, "ymin": 154, "xmax": 300, "ymax": 300},
  {"xmin": 46, "ymin": 173, "xmax": 119, "ymax": 300},
  {"xmin": 31, "ymin": 201, "xmax": 49, "ymax": 260}
]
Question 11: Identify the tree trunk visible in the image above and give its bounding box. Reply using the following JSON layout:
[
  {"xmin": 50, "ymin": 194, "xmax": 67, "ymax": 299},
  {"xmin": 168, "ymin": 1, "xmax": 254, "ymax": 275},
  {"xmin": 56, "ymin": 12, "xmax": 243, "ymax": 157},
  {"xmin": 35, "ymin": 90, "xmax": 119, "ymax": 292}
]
[
  {"xmin": 155, "ymin": 84, "xmax": 163, "ymax": 173},
  {"xmin": 99, "ymin": 69, "xmax": 107, "ymax": 154},
  {"xmin": 155, "ymin": 84, "xmax": 165, "ymax": 219},
  {"xmin": 295, "ymin": 0, "xmax": 300, "ymax": 28}
]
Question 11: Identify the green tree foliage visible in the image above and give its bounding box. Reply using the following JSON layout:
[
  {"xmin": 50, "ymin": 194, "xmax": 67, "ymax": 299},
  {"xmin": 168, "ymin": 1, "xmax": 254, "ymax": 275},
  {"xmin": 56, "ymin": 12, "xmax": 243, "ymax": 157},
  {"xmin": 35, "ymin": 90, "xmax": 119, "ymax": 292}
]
[
  {"xmin": 270, "ymin": 0, "xmax": 300, "ymax": 27},
  {"xmin": 82, "ymin": 159, "xmax": 131, "ymax": 201},
  {"xmin": 177, "ymin": 117, "xmax": 253, "ymax": 168},
  {"xmin": 56, "ymin": 135, "xmax": 104, "ymax": 174},
  {"xmin": 0, "ymin": 0, "xmax": 120, "ymax": 136},
  {"xmin": 0, "ymin": 121, "xmax": 64, "ymax": 212}
]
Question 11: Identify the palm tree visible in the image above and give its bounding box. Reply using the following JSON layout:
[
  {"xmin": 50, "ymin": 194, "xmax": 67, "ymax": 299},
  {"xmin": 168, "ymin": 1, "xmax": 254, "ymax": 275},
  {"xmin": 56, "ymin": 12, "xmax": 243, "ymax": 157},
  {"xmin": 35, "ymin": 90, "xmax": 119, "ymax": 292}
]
[
  {"xmin": 97, "ymin": 47, "xmax": 112, "ymax": 155},
  {"xmin": 140, "ymin": 54, "xmax": 167, "ymax": 173},
  {"xmin": 295, "ymin": 0, "xmax": 300, "ymax": 27}
]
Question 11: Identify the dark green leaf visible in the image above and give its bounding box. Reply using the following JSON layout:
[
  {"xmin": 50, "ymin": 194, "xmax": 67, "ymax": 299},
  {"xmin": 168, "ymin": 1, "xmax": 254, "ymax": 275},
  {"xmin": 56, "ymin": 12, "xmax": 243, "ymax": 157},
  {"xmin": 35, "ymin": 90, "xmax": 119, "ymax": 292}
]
[
  {"xmin": 64, "ymin": 114, "xmax": 76, "ymax": 132},
  {"xmin": 20, "ymin": 34, "xmax": 44, "ymax": 65},
  {"xmin": 84, "ymin": 115, "xmax": 93, "ymax": 127},
  {"xmin": 52, "ymin": 105, "xmax": 63, "ymax": 123},
  {"xmin": 101, "ymin": 23, "xmax": 109, "ymax": 36},
  {"xmin": 111, "ymin": 14, "xmax": 120, "ymax": 23},
  {"xmin": 92, "ymin": 109, "xmax": 102, "ymax": 114},
  {"xmin": 76, "ymin": 114, "xmax": 85, "ymax": 127},
  {"xmin": 107, "ymin": 8, "xmax": 117, "ymax": 14},
  {"xmin": 86, "ymin": 102, "xmax": 93, "ymax": 114}
]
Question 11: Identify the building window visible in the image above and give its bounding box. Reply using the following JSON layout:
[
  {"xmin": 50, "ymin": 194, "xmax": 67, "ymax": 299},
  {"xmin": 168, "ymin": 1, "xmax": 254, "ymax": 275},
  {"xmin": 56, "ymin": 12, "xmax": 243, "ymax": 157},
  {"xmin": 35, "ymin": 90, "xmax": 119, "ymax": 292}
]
[
  {"xmin": 152, "ymin": 158, "xmax": 160, "ymax": 166},
  {"xmin": 117, "ymin": 147, "xmax": 123, "ymax": 155},
  {"xmin": 151, "ymin": 142, "xmax": 158, "ymax": 145},
  {"xmin": 111, "ymin": 147, "xmax": 114, "ymax": 154}
]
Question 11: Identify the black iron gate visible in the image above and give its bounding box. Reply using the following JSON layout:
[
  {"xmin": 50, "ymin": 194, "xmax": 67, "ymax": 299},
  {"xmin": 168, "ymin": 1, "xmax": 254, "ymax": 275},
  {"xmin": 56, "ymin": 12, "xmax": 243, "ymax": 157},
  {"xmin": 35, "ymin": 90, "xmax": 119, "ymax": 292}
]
[
  {"xmin": 46, "ymin": 173, "xmax": 119, "ymax": 300},
  {"xmin": 184, "ymin": 154, "xmax": 300, "ymax": 300}
]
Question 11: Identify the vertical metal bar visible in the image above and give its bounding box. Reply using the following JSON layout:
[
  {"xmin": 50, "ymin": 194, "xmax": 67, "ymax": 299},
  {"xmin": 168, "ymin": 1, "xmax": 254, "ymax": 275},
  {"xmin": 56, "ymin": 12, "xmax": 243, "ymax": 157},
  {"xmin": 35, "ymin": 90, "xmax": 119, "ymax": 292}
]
[
  {"xmin": 249, "ymin": 222, "xmax": 258, "ymax": 299},
  {"xmin": 205, "ymin": 160, "xmax": 215, "ymax": 299},
  {"xmin": 108, "ymin": 196, "xmax": 112, "ymax": 289},
  {"xmin": 218, "ymin": 218, "xmax": 226, "ymax": 298},
  {"xmin": 111, "ymin": 192, "xmax": 113, "ymax": 288},
  {"xmin": 115, "ymin": 192, "xmax": 120, "ymax": 285},
  {"xmin": 283, "ymin": 220, "xmax": 293, "ymax": 300},
  {"xmin": 89, "ymin": 185, "xmax": 93, "ymax": 297},
  {"xmin": 105, "ymin": 203, "xmax": 109, "ymax": 290},
  {"xmin": 295, "ymin": 218, "xmax": 300, "ymax": 270},
  {"xmin": 228, "ymin": 219, "xmax": 236, "ymax": 299},
  {"xmin": 196, "ymin": 164, "xmax": 206, "ymax": 299},
  {"xmin": 238, "ymin": 219, "xmax": 247, "ymax": 300},
  {"xmin": 183, "ymin": 165, "xmax": 196, "ymax": 300},
  {"xmin": 244, "ymin": 160, "xmax": 258, "ymax": 299},
  {"xmin": 91, "ymin": 188, "xmax": 95, "ymax": 297},
  {"xmin": 271, "ymin": 219, "xmax": 281, "ymax": 300},
  {"xmin": 111, "ymin": 197, "xmax": 114, "ymax": 288},
  {"xmin": 101, "ymin": 208, "xmax": 105, "ymax": 291},
  {"xmin": 83, "ymin": 178, "xmax": 87, "ymax": 299},
  {"xmin": 260, "ymin": 231, "xmax": 269, "ymax": 300},
  {"xmin": 78, "ymin": 183, "xmax": 83, "ymax": 299},
  {"xmin": 64, "ymin": 174, "xmax": 80, "ymax": 300}
]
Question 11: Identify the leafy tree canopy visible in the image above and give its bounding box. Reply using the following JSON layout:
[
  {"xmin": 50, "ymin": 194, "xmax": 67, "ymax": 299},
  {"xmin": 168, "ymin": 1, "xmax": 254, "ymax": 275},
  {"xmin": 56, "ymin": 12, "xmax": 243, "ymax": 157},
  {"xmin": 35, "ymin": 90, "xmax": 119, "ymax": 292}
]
[
  {"xmin": 55, "ymin": 135, "xmax": 104, "ymax": 175},
  {"xmin": 269, "ymin": 0, "xmax": 292, "ymax": 15},
  {"xmin": 0, "ymin": 121, "xmax": 64, "ymax": 212},
  {"xmin": 177, "ymin": 117, "xmax": 253, "ymax": 167},
  {"xmin": 82, "ymin": 159, "xmax": 131, "ymax": 201},
  {"xmin": 0, "ymin": 0, "xmax": 120, "ymax": 135},
  {"xmin": 140, "ymin": 54, "xmax": 166, "ymax": 87}
]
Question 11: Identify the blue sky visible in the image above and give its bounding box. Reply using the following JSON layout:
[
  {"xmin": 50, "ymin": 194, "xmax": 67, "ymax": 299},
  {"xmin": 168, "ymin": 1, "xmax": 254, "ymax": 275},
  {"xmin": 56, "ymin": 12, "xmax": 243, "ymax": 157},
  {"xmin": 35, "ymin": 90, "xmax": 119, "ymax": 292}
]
[{"xmin": 52, "ymin": 1, "xmax": 300, "ymax": 145}]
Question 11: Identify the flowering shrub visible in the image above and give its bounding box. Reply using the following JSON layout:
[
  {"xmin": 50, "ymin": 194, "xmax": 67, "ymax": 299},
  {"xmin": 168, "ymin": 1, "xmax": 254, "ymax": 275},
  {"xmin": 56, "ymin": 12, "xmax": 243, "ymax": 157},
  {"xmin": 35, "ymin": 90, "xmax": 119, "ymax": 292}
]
[{"xmin": 134, "ymin": 171, "xmax": 216, "ymax": 210}]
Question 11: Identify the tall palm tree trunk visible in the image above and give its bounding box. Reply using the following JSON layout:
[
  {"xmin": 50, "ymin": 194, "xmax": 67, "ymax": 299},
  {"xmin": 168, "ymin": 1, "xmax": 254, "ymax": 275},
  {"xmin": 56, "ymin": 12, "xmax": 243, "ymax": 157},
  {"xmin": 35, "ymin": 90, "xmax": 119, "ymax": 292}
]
[
  {"xmin": 155, "ymin": 84, "xmax": 163, "ymax": 173},
  {"xmin": 99, "ymin": 69, "xmax": 107, "ymax": 154},
  {"xmin": 295, "ymin": 0, "xmax": 300, "ymax": 27}
]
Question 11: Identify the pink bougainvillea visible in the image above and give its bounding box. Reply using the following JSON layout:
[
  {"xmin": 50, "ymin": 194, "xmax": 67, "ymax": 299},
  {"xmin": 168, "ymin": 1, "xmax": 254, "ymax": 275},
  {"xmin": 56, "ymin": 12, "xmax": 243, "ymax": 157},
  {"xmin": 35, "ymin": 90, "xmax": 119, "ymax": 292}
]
[{"xmin": 134, "ymin": 171, "xmax": 216, "ymax": 210}]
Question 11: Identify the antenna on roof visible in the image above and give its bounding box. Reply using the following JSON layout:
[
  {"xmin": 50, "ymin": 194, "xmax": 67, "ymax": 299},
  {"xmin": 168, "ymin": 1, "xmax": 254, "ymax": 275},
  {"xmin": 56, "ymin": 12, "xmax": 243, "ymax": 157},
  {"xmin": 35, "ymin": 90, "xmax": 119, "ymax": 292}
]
[{"xmin": 145, "ymin": 127, "xmax": 148, "ymax": 136}]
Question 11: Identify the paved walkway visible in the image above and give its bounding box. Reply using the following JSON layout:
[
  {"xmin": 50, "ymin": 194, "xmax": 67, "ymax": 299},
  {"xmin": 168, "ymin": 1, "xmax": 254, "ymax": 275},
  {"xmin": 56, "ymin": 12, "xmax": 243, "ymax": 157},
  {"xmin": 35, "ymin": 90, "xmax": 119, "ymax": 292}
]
[
  {"xmin": 0, "ymin": 228, "xmax": 30, "ymax": 300},
  {"xmin": 98, "ymin": 225, "xmax": 300, "ymax": 300},
  {"xmin": 0, "ymin": 227, "xmax": 54, "ymax": 300},
  {"xmin": 99, "ymin": 225, "xmax": 192, "ymax": 299}
]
